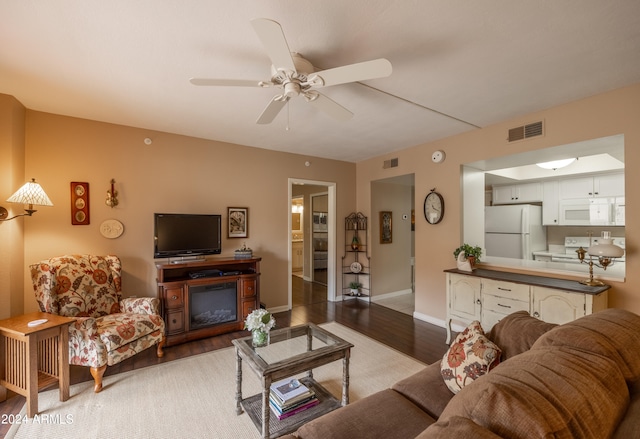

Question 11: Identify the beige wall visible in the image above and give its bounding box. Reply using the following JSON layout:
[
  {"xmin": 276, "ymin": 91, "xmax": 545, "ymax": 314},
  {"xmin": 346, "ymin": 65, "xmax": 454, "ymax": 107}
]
[
  {"xmin": 0, "ymin": 95, "xmax": 26, "ymax": 320},
  {"xmin": 357, "ymin": 83, "xmax": 640, "ymax": 324},
  {"xmin": 7, "ymin": 107, "xmax": 355, "ymax": 314},
  {"xmin": 371, "ymin": 178, "xmax": 414, "ymax": 296}
]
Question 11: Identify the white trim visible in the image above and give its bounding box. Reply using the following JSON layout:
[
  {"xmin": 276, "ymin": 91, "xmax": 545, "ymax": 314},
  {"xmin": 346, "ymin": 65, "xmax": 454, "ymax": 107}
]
[
  {"xmin": 371, "ymin": 289, "xmax": 412, "ymax": 302},
  {"xmin": 412, "ymin": 311, "xmax": 466, "ymax": 334},
  {"xmin": 267, "ymin": 305, "xmax": 290, "ymax": 314}
]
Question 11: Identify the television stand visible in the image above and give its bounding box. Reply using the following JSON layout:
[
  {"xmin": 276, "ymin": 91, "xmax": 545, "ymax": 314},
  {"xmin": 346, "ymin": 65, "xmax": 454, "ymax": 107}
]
[{"xmin": 156, "ymin": 256, "xmax": 261, "ymax": 346}]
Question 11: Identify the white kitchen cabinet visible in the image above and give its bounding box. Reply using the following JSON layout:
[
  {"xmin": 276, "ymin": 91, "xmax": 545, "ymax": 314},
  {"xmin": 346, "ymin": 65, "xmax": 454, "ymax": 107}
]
[
  {"xmin": 559, "ymin": 173, "xmax": 624, "ymax": 199},
  {"xmin": 531, "ymin": 286, "xmax": 608, "ymax": 325},
  {"xmin": 492, "ymin": 182, "xmax": 543, "ymax": 205},
  {"xmin": 446, "ymin": 274, "xmax": 481, "ymax": 343},
  {"xmin": 542, "ymin": 180, "xmax": 559, "ymax": 225},
  {"xmin": 292, "ymin": 241, "xmax": 303, "ymax": 271},
  {"xmin": 445, "ymin": 269, "xmax": 609, "ymax": 344}
]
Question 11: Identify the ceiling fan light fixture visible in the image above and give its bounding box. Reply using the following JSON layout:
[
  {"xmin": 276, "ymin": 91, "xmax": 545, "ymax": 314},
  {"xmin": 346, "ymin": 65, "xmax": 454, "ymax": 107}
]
[
  {"xmin": 283, "ymin": 81, "xmax": 301, "ymax": 98},
  {"xmin": 536, "ymin": 158, "xmax": 576, "ymax": 170}
]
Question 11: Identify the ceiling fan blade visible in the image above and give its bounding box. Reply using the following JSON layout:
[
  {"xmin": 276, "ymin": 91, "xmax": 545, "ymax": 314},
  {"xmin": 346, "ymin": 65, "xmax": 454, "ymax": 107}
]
[
  {"xmin": 256, "ymin": 95, "xmax": 288, "ymax": 124},
  {"xmin": 307, "ymin": 92, "xmax": 354, "ymax": 121},
  {"xmin": 251, "ymin": 18, "xmax": 296, "ymax": 73},
  {"xmin": 313, "ymin": 58, "xmax": 392, "ymax": 87},
  {"xmin": 190, "ymin": 78, "xmax": 263, "ymax": 87}
]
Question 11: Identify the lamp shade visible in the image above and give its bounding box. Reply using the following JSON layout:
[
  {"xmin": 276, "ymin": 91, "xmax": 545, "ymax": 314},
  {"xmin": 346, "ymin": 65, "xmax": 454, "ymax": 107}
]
[
  {"xmin": 587, "ymin": 238, "xmax": 624, "ymax": 258},
  {"xmin": 6, "ymin": 178, "xmax": 53, "ymax": 207}
]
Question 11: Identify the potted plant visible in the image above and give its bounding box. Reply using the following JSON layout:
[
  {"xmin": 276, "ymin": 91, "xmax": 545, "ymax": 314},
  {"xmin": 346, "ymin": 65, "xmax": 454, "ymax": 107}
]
[
  {"xmin": 453, "ymin": 244, "xmax": 482, "ymax": 265},
  {"xmin": 348, "ymin": 281, "xmax": 363, "ymax": 296}
]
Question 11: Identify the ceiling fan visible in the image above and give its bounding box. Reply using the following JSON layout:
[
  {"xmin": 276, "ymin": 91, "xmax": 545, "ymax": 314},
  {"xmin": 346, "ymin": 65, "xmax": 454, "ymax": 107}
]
[{"xmin": 190, "ymin": 18, "xmax": 392, "ymax": 124}]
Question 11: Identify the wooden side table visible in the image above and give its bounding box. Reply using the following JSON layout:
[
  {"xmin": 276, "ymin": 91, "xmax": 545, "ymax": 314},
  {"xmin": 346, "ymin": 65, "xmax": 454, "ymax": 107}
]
[{"xmin": 0, "ymin": 312, "xmax": 75, "ymax": 417}]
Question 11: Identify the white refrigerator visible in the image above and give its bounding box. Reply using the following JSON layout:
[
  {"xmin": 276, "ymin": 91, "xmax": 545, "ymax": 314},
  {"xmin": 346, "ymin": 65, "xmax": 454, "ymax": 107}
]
[{"xmin": 485, "ymin": 205, "xmax": 547, "ymax": 260}]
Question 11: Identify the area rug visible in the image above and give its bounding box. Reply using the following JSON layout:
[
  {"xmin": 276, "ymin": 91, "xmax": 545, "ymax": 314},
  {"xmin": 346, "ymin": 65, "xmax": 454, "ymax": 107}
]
[{"xmin": 7, "ymin": 322, "xmax": 426, "ymax": 439}]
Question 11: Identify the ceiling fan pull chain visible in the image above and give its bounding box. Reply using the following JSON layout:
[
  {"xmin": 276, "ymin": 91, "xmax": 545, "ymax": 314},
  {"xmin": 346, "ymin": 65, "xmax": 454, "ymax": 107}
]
[{"xmin": 286, "ymin": 101, "xmax": 290, "ymax": 131}]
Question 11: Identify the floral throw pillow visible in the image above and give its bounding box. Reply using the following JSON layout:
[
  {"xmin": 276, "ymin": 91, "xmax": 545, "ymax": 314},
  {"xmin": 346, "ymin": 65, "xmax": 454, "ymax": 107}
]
[{"xmin": 441, "ymin": 320, "xmax": 501, "ymax": 394}]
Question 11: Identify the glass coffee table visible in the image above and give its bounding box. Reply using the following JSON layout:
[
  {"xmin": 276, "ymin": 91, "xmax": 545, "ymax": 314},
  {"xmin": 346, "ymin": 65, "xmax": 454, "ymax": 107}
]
[{"xmin": 233, "ymin": 323, "xmax": 353, "ymax": 439}]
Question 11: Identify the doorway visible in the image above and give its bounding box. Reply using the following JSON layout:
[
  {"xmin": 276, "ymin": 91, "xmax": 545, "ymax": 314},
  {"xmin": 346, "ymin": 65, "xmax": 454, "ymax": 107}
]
[
  {"xmin": 371, "ymin": 174, "xmax": 415, "ymax": 315},
  {"xmin": 288, "ymin": 179, "xmax": 336, "ymax": 310}
]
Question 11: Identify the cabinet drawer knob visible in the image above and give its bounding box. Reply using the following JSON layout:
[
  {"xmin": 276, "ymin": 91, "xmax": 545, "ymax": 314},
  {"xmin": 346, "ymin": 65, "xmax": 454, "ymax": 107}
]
[
  {"xmin": 498, "ymin": 287, "xmax": 511, "ymax": 292},
  {"xmin": 497, "ymin": 303, "xmax": 511, "ymax": 308},
  {"xmin": 172, "ymin": 295, "xmax": 178, "ymax": 300},
  {"xmin": 172, "ymin": 319, "xmax": 177, "ymax": 324},
  {"xmin": 476, "ymin": 299, "xmax": 481, "ymax": 305}
]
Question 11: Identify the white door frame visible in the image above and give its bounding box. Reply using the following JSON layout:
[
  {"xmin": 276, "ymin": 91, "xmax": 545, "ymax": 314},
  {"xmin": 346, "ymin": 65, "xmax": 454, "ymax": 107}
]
[{"xmin": 288, "ymin": 178, "xmax": 337, "ymax": 310}]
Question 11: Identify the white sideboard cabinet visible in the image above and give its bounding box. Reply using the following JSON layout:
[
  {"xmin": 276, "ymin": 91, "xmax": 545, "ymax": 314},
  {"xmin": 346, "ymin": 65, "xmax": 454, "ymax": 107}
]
[{"xmin": 445, "ymin": 269, "xmax": 610, "ymax": 344}]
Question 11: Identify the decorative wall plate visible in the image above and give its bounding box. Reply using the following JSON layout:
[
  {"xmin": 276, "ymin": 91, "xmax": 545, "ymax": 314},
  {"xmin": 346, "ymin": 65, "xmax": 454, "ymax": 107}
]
[
  {"xmin": 350, "ymin": 261, "xmax": 362, "ymax": 273},
  {"xmin": 100, "ymin": 219, "xmax": 124, "ymax": 239}
]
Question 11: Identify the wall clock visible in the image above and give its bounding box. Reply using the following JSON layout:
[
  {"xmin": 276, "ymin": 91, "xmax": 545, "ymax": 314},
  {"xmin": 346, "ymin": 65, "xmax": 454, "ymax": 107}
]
[{"xmin": 424, "ymin": 189, "xmax": 444, "ymax": 224}]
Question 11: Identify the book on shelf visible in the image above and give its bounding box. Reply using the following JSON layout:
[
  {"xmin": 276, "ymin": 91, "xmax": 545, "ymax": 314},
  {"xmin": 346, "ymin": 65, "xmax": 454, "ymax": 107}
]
[
  {"xmin": 270, "ymin": 386, "xmax": 315, "ymax": 407},
  {"xmin": 270, "ymin": 378, "xmax": 312, "ymax": 403},
  {"xmin": 269, "ymin": 397, "xmax": 320, "ymax": 420},
  {"xmin": 269, "ymin": 392, "xmax": 316, "ymax": 413}
]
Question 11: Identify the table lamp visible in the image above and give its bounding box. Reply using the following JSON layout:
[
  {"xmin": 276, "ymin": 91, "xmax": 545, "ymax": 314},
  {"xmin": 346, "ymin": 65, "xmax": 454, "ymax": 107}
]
[{"xmin": 576, "ymin": 231, "xmax": 624, "ymax": 286}]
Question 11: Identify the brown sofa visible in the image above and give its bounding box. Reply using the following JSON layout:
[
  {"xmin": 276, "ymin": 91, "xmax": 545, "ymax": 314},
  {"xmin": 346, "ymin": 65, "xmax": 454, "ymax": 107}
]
[{"xmin": 282, "ymin": 309, "xmax": 640, "ymax": 438}]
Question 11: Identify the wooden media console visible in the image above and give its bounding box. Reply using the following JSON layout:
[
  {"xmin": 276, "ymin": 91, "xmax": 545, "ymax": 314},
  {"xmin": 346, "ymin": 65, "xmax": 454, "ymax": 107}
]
[{"xmin": 156, "ymin": 257, "xmax": 261, "ymax": 346}]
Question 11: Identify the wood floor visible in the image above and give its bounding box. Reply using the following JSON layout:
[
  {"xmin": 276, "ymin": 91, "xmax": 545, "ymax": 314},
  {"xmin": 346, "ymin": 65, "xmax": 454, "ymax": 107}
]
[{"xmin": 0, "ymin": 281, "xmax": 448, "ymax": 437}]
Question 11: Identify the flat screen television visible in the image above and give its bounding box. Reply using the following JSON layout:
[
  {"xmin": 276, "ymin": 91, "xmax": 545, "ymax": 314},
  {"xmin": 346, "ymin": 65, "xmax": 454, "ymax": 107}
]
[{"xmin": 154, "ymin": 213, "xmax": 222, "ymax": 258}]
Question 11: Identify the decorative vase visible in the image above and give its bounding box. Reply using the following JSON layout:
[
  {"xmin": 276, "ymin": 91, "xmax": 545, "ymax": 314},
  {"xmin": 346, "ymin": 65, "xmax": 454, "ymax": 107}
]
[
  {"xmin": 252, "ymin": 329, "xmax": 269, "ymax": 347},
  {"xmin": 351, "ymin": 235, "xmax": 360, "ymax": 251}
]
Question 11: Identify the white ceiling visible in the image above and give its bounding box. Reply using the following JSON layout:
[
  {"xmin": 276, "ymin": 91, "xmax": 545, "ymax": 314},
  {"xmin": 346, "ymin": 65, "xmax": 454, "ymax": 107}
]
[{"xmin": 2, "ymin": 1, "xmax": 640, "ymax": 163}]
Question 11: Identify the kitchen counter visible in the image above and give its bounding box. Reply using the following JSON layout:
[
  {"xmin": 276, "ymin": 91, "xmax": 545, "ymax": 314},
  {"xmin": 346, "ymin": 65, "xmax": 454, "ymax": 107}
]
[
  {"xmin": 479, "ymin": 256, "xmax": 625, "ymax": 283},
  {"xmin": 445, "ymin": 267, "xmax": 610, "ymax": 295}
]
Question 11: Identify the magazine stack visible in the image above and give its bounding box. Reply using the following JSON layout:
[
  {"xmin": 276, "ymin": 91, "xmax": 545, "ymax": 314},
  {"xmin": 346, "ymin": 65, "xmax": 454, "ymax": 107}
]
[{"xmin": 269, "ymin": 378, "xmax": 319, "ymax": 420}]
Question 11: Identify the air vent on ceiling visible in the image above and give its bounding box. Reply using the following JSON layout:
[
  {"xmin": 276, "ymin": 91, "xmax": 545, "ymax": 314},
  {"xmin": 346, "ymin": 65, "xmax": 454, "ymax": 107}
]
[
  {"xmin": 383, "ymin": 158, "xmax": 399, "ymax": 169},
  {"xmin": 508, "ymin": 120, "xmax": 544, "ymax": 142}
]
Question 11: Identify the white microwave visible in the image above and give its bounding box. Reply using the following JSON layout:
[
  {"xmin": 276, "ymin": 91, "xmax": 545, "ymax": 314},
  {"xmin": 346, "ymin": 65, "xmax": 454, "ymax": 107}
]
[{"xmin": 559, "ymin": 198, "xmax": 622, "ymax": 226}]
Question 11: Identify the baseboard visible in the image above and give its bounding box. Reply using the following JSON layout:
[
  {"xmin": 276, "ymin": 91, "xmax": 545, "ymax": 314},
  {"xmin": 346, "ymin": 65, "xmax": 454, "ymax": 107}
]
[
  {"xmin": 412, "ymin": 311, "xmax": 466, "ymax": 334},
  {"xmin": 268, "ymin": 305, "xmax": 290, "ymax": 314},
  {"xmin": 371, "ymin": 289, "xmax": 413, "ymax": 302}
]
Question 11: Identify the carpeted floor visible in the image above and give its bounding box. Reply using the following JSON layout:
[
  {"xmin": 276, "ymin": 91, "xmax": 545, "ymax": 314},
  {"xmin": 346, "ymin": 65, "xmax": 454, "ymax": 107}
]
[{"xmin": 7, "ymin": 322, "xmax": 426, "ymax": 439}]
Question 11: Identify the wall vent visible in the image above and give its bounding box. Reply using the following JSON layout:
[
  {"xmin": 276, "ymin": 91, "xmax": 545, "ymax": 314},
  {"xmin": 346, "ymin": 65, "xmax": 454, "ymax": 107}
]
[
  {"xmin": 508, "ymin": 120, "xmax": 544, "ymax": 142},
  {"xmin": 383, "ymin": 158, "xmax": 399, "ymax": 169}
]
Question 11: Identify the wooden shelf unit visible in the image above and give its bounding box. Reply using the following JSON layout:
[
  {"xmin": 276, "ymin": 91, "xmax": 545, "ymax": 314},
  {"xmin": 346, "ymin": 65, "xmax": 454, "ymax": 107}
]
[{"xmin": 156, "ymin": 257, "xmax": 261, "ymax": 346}]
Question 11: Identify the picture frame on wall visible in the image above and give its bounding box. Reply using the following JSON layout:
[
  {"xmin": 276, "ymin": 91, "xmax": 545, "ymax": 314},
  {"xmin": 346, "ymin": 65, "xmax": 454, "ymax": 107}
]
[
  {"xmin": 380, "ymin": 211, "xmax": 392, "ymax": 244},
  {"xmin": 228, "ymin": 207, "xmax": 248, "ymax": 238},
  {"xmin": 71, "ymin": 182, "xmax": 90, "ymax": 225}
]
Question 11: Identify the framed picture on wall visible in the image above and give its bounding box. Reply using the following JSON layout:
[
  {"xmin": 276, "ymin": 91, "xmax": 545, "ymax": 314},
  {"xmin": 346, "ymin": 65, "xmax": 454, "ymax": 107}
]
[
  {"xmin": 228, "ymin": 207, "xmax": 248, "ymax": 238},
  {"xmin": 70, "ymin": 182, "xmax": 90, "ymax": 225},
  {"xmin": 380, "ymin": 211, "xmax": 392, "ymax": 244}
]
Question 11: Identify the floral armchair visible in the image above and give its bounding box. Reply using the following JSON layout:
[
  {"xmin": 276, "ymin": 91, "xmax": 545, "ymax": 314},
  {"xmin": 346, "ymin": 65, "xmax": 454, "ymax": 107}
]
[{"xmin": 30, "ymin": 254, "xmax": 165, "ymax": 392}]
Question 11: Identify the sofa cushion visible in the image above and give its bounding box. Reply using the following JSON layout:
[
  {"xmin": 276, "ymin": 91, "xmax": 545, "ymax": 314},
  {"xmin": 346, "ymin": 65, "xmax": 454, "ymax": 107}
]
[
  {"xmin": 392, "ymin": 361, "xmax": 454, "ymax": 419},
  {"xmin": 487, "ymin": 310, "xmax": 556, "ymax": 361},
  {"xmin": 532, "ymin": 308, "xmax": 640, "ymax": 382},
  {"xmin": 294, "ymin": 389, "xmax": 435, "ymax": 439},
  {"xmin": 416, "ymin": 416, "xmax": 503, "ymax": 438},
  {"xmin": 441, "ymin": 321, "xmax": 501, "ymax": 394},
  {"xmin": 432, "ymin": 346, "xmax": 629, "ymax": 438},
  {"xmin": 612, "ymin": 380, "xmax": 640, "ymax": 439}
]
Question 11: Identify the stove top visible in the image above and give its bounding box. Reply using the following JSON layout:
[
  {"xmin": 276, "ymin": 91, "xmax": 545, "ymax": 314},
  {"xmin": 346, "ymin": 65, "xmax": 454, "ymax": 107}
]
[{"xmin": 562, "ymin": 236, "xmax": 626, "ymax": 261}]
